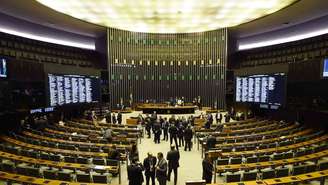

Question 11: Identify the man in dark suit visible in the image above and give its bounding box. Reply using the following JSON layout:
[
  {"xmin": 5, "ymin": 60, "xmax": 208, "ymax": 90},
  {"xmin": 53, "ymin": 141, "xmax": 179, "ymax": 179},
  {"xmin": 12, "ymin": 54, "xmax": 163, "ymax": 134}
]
[
  {"xmin": 162, "ymin": 118, "xmax": 169, "ymax": 141},
  {"xmin": 169, "ymin": 124, "xmax": 178, "ymax": 150},
  {"xmin": 153, "ymin": 120, "xmax": 162, "ymax": 144},
  {"xmin": 184, "ymin": 125, "xmax": 193, "ymax": 151},
  {"xmin": 202, "ymin": 153, "xmax": 213, "ymax": 183},
  {"xmin": 117, "ymin": 112, "xmax": 122, "ymax": 124},
  {"xmin": 206, "ymin": 135, "xmax": 216, "ymax": 150},
  {"xmin": 127, "ymin": 159, "xmax": 144, "ymax": 185},
  {"xmin": 143, "ymin": 152, "xmax": 157, "ymax": 185},
  {"xmin": 105, "ymin": 111, "xmax": 111, "ymax": 124},
  {"xmin": 166, "ymin": 145, "xmax": 180, "ymax": 185},
  {"xmin": 156, "ymin": 152, "xmax": 167, "ymax": 185}
]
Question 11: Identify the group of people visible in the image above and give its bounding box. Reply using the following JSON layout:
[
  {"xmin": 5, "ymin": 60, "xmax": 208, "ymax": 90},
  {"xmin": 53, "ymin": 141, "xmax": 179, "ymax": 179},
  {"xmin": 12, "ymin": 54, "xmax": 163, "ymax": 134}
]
[
  {"xmin": 141, "ymin": 113, "xmax": 194, "ymax": 151},
  {"xmin": 127, "ymin": 145, "xmax": 180, "ymax": 185},
  {"xmin": 105, "ymin": 111, "xmax": 123, "ymax": 124}
]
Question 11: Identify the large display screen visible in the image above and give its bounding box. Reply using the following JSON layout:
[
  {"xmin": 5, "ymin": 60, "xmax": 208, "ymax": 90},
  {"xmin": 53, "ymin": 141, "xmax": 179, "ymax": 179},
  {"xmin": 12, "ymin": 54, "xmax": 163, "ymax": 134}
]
[
  {"xmin": 323, "ymin": 58, "xmax": 328, "ymax": 77},
  {"xmin": 0, "ymin": 58, "xmax": 7, "ymax": 78},
  {"xmin": 48, "ymin": 74, "xmax": 100, "ymax": 106},
  {"xmin": 235, "ymin": 73, "xmax": 286, "ymax": 106}
]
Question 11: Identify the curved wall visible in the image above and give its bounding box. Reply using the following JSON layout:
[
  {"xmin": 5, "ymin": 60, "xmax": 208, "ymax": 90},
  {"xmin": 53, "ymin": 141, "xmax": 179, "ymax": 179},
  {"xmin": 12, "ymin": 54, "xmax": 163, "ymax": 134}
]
[{"xmin": 108, "ymin": 28, "xmax": 228, "ymax": 108}]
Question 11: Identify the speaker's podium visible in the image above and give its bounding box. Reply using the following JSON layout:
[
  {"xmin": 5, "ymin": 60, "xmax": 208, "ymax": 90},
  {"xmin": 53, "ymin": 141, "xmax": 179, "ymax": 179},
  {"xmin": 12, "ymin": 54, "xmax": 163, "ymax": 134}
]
[{"xmin": 185, "ymin": 180, "xmax": 206, "ymax": 185}]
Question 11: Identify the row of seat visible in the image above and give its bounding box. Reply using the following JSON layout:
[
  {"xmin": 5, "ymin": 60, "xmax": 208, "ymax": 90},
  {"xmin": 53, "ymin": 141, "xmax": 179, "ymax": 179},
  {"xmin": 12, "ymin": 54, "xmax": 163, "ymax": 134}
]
[{"xmin": 224, "ymin": 162, "xmax": 328, "ymax": 183}]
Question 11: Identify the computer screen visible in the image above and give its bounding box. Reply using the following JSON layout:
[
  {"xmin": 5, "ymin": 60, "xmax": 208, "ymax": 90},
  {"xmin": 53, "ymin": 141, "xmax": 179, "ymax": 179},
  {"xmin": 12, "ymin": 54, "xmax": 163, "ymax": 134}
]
[
  {"xmin": 0, "ymin": 58, "xmax": 7, "ymax": 78},
  {"xmin": 323, "ymin": 58, "xmax": 328, "ymax": 77},
  {"xmin": 235, "ymin": 73, "xmax": 286, "ymax": 107},
  {"xmin": 47, "ymin": 74, "xmax": 100, "ymax": 106}
]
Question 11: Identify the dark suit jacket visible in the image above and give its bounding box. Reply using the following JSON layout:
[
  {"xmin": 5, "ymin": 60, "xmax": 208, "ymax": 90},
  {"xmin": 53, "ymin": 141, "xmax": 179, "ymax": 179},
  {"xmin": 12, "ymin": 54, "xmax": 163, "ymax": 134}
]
[
  {"xmin": 143, "ymin": 156, "xmax": 157, "ymax": 175},
  {"xmin": 202, "ymin": 159, "xmax": 213, "ymax": 180},
  {"xmin": 184, "ymin": 128, "xmax": 193, "ymax": 140},
  {"xmin": 127, "ymin": 163, "xmax": 144, "ymax": 185},
  {"xmin": 156, "ymin": 158, "xmax": 167, "ymax": 180},
  {"xmin": 166, "ymin": 150, "xmax": 180, "ymax": 169}
]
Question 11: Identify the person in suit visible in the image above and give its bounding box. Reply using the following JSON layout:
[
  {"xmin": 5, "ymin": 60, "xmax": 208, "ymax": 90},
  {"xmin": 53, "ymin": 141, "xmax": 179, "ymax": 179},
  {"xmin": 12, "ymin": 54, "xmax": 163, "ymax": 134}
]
[
  {"xmin": 112, "ymin": 113, "xmax": 117, "ymax": 124},
  {"xmin": 169, "ymin": 124, "xmax": 179, "ymax": 150},
  {"xmin": 117, "ymin": 112, "xmax": 122, "ymax": 124},
  {"xmin": 184, "ymin": 125, "xmax": 193, "ymax": 151},
  {"xmin": 162, "ymin": 118, "xmax": 169, "ymax": 141},
  {"xmin": 153, "ymin": 120, "xmax": 162, "ymax": 144},
  {"xmin": 156, "ymin": 152, "xmax": 167, "ymax": 185},
  {"xmin": 105, "ymin": 111, "xmax": 111, "ymax": 124},
  {"xmin": 177, "ymin": 123, "xmax": 184, "ymax": 147},
  {"xmin": 108, "ymin": 145, "xmax": 120, "ymax": 160},
  {"xmin": 202, "ymin": 153, "xmax": 213, "ymax": 183},
  {"xmin": 206, "ymin": 135, "xmax": 216, "ymax": 150},
  {"xmin": 166, "ymin": 145, "xmax": 180, "ymax": 185},
  {"xmin": 143, "ymin": 152, "xmax": 157, "ymax": 185},
  {"xmin": 127, "ymin": 158, "xmax": 144, "ymax": 185}
]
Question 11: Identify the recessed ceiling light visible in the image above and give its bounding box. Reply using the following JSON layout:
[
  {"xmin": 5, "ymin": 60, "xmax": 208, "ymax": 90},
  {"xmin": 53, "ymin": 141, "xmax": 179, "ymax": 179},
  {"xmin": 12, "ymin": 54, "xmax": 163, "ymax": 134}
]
[{"xmin": 36, "ymin": 0, "xmax": 297, "ymax": 33}]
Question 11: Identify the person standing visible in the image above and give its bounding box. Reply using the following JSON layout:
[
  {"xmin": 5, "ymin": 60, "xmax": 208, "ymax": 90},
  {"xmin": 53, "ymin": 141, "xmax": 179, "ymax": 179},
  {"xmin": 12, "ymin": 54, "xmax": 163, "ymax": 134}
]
[
  {"xmin": 112, "ymin": 113, "xmax": 117, "ymax": 124},
  {"xmin": 153, "ymin": 120, "xmax": 161, "ymax": 144},
  {"xmin": 103, "ymin": 127, "xmax": 113, "ymax": 143},
  {"xmin": 105, "ymin": 111, "xmax": 111, "ymax": 124},
  {"xmin": 156, "ymin": 152, "xmax": 167, "ymax": 185},
  {"xmin": 143, "ymin": 152, "xmax": 157, "ymax": 185},
  {"xmin": 117, "ymin": 112, "xmax": 122, "ymax": 124},
  {"xmin": 166, "ymin": 145, "xmax": 180, "ymax": 185},
  {"xmin": 127, "ymin": 159, "xmax": 144, "ymax": 185},
  {"xmin": 162, "ymin": 118, "xmax": 169, "ymax": 141},
  {"xmin": 177, "ymin": 124, "xmax": 184, "ymax": 147},
  {"xmin": 202, "ymin": 153, "xmax": 213, "ymax": 183},
  {"xmin": 169, "ymin": 124, "xmax": 179, "ymax": 150},
  {"xmin": 184, "ymin": 125, "xmax": 193, "ymax": 151}
]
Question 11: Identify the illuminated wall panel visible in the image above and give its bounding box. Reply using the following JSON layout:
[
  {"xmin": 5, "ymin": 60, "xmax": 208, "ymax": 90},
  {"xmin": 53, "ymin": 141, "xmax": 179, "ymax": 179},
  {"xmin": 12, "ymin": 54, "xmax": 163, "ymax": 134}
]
[{"xmin": 108, "ymin": 28, "xmax": 227, "ymax": 108}]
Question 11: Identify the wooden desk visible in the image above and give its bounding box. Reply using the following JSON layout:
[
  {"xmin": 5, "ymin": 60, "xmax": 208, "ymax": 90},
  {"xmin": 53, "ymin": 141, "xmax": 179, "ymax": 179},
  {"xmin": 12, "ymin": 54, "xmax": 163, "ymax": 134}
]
[
  {"xmin": 264, "ymin": 176, "xmax": 301, "ymax": 185},
  {"xmin": 141, "ymin": 105, "xmax": 196, "ymax": 114},
  {"xmin": 0, "ymin": 171, "xmax": 113, "ymax": 185},
  {"xmin": 1, "ymin": 136, "xmax": 108, "ymax": 158},
  {"xmin": 23, "ymin": 131, "xmax": 132, "ymax": 150},
  {"xmin": 0, "ymin": 151, "xmax": 119, "ymax": 174}
]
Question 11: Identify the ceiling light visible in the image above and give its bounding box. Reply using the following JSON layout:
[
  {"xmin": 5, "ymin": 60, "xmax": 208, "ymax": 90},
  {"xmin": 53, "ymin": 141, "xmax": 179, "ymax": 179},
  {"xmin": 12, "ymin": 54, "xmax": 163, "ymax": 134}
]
[{"xmin": 36, "ymin": 0, "xmax": 297, "ymax": 33}]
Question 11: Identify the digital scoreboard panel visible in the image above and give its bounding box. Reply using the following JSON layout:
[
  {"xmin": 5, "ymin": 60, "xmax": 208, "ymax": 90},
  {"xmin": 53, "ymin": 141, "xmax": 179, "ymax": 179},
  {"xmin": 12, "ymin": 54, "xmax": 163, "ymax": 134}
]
[
  {"xmin": 48, "ymin": 74, "xmax": 100, "ymax": 106},
  {"xmin": 235, "ymin": 73, "xmax": 286, "ymax": 107}
]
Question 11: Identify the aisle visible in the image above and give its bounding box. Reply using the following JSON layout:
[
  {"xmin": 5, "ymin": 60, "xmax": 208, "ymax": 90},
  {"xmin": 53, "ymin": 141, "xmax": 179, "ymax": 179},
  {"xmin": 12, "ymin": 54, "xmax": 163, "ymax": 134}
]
[{"xmin": 111, "ymin": 111, "xmax": 207, "ymax": 185}]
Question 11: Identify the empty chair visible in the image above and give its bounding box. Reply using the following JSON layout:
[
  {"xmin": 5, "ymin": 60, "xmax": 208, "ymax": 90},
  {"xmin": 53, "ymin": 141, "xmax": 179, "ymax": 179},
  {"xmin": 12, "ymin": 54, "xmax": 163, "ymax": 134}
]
[
  {"xmin": 276, "ymin": 168, "xmax": 289, "ymax": 177},
  {"xmin": 246, "ymin": 145, "xmax": 256, "ymax": 151},
  {"xmin": 40, "ymin": 153, "xmax": 50, "ymax": 160},
  {"xmin": 16, "ymin": 166, "xmax": 27, "ymax": 176},
  {"xmin": 77, "ymin": 157, "xmax": 89, "ymax": 164},
  {"xmin": 106, "ymin": 159, "xmax": 119, "ymax": 167},
  {"xmin": 93, "ymin": 158, "xmax": 105, "ymax": 165},
  {"xmin": 234, "ymin": 147, "xmax": 244, "ymax": 152},
  {"xmin": 92, "ymin": 174, "xmax": 108, "ymax": 183},
  {"xmin": 305, "ymin": 164, "xmax": 317, "ymax": 173},
  {"xmin": 57, "ymin": 171, "xmax": 72, "ymax": 181},
  {"xmin": 246, "ymin": 157, "xmax": 258, "ymax": 163},
  {"xmin": 79, "ymin": 146, "xmax": 89, "ymax": 152},
  {"xmin": 1, "ymin": 163, "xmax": 14, "ymax": 173},
  {"xmin": 261, "ymin": 169, "xmax": 275, "ymax": 179},
  {"xmin": 90, "ymin": 147, "xmax": 100, "ymax": 152},
  {"xmin": 50, "ymin": 154, "xmax": 61, "ymax": 162},
  {"xmin": 222, "ymin": 147, "xmax": 232, "ymax": 152},
  {"xmin": 26, "ymin": 167, "xmax": 41, "ymax": 178},
  {"xmin": 319, "ymin": 161, "xmax": 328, "ymax": 170},
  {"xmin": 284, "ymin": 152, "xmax": 294, "ymax": 159},
  {"xmin": 243, "ymin": 172, "xmax": 257, "ymax": 181},
  {"xmin": 226, "ymin": 173, "xmax": 241, "ymax": 183},
  {"xmin": 43, "ymin": 170, "xmax": 57, "ymax": 180},
  {"xmin": 64, "ymin": 156, "xmax": 76, "ymax": 163},
  {"xmin": 217, "ymin": 159, "xmax": 229, "ymax": 165},
  {"xmin": 273, "ymin": 153, "xmax": 284, "ymax": 160},
  {"xmin": 76, "ymin": 173, "xmax": 91, "ymax": 183},
  {"xmin": 259, "ymin": 156, "xmax": 270, "ymax": 162},
  {"xmin": 292, "ymin": 165, "xmax": 306, "ymax": 175},
  {"xmin": 230, "ymin": 158, "xmax": 242, "ymax": 164}
]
